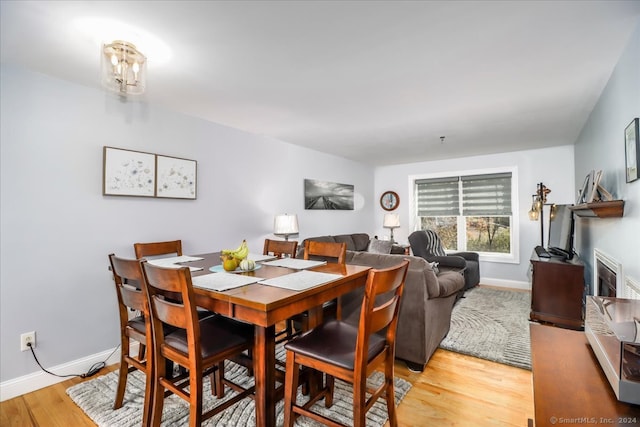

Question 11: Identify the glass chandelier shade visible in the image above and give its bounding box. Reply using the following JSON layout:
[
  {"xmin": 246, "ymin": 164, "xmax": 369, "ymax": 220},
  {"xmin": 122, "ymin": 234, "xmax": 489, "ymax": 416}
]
[{"xmin": 101, "ymin": 40, "xmax": 146, "ymax": 95}]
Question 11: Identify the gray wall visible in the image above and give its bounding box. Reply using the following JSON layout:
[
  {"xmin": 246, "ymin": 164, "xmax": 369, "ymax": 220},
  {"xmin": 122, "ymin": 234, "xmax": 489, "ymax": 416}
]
[
  {"xmin": 0, "ymin": 65, "xmax": 374, "ymax": 382},
  {"xmin": 573, "ymin": 23, "xmax": 640, "ymax": 292}
]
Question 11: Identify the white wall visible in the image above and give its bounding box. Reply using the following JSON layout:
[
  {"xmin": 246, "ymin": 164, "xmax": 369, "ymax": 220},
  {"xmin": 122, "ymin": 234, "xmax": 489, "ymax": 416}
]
[
  {"xmin": 574, "ymin": 23, "xmax": 640, "ymax": 293},
  {"xmin": 374, "ymin": 146, "xmax": 577, "ymax": 287},
  {"xmin": 0, "ymin": 65, "xmax": 375, "ymax": 385}
]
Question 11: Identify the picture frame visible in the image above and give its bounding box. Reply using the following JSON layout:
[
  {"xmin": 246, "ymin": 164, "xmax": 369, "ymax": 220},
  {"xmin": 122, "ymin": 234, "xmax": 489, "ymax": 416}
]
[
  {"xmin": 103, "ymin": 146, "xmax": 156, "ymax": 197},
  {"xmin": 156, "ymin": 155, "xmax": 197, "ymax": 199},
  {"xmin": 304, "ymin": 179, "xmax": 354, "ymax": 210},
  {"xmin": 625, "ymin": 118, "xmax": 639, "ymax": 183},
  {"xmin": 380, "ymin": 191, "xmax": 399, "ymax": 211},
  {"xmin": 587, "ymin": 170, "xmax": 602, "ymax": 203},
  {"xmin": 576, "ymin": 173, "xmax": 590, "ymax": 205}
]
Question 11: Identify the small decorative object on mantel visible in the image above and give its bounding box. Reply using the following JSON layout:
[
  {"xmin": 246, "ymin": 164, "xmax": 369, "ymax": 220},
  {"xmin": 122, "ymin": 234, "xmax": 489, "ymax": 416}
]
[
  {"xmin": 625, "ymin": 118, "xmax": 639, "ymax": 183},
  {"xmin": 380, "ymin": 191, "xmax": 399, "ymax": 211}
]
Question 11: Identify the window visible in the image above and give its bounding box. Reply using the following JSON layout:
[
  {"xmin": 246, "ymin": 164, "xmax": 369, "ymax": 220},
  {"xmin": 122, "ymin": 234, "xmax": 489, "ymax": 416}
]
[{"xmin": 414, "ymin": 170, "xmax": 515, "ymax": 259}]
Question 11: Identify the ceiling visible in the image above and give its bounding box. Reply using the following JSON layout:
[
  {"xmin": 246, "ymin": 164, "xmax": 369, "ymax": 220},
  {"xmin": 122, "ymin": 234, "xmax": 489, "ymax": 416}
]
[{"xmin": 2, "ymin": 1, "xmax": 639, "ymax": 166}]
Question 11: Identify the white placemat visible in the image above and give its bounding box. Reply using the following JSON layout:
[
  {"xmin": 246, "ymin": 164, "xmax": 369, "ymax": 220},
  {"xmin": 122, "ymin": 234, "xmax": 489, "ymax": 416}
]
[
  {"xmin": 261, "ymin": 258, "xmax": 327, "ymax": 270},
  {"xmin": 258, "ymin": 270, "xmax": 341, "ymax": 291},
  {"xmin": 146, "ymin": 255, "xmax": 204, "ymax": 272},
  {"xmin": 192, "ymin": 273, "xmax": 263, "ymax": 291}
]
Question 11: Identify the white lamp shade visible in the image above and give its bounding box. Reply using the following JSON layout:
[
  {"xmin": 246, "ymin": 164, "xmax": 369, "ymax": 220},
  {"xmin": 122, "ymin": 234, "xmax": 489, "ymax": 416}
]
[
  {"xmin": 274, "ymin": 214, "xmax": 299, "ymax": 236},
  {"xmin": 383, "ymin": 213, "xmax": 400, "ymax": 228}
]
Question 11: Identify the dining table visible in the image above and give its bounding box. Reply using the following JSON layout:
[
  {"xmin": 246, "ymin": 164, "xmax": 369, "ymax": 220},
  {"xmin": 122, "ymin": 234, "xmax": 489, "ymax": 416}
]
[{"xmin": 181, "ymin": 252, "xmax": 371, "ymax": 427}]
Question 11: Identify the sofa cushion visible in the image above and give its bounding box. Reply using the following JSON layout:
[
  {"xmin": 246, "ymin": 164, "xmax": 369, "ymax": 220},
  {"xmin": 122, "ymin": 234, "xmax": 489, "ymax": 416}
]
[
  {"xmin": 333, "ymin": 234, "xmax": 356, "ymax": 251},
  {"xmin": 351, "ymin": 233, "xmax": 371, "ymax": 251},
  {"xmin": 367, "ymin": 239, "xmax": 392, "ymax": 254}
]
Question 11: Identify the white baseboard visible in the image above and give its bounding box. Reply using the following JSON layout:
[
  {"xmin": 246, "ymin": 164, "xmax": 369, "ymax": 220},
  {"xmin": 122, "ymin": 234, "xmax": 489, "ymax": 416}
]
[
  {"xmin": 480, "ymin": 277, "xmax": 531, "ymax": 291},
  {"xmin": 0, "ymin": 344, "xmax": 130, "ymax": 402}
]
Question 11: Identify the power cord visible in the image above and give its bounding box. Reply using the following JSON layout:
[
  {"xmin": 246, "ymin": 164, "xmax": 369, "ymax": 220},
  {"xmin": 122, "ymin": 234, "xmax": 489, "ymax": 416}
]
[{"xmin": 27, "ymin": 342, "xmax": 120, "ymax": 379}]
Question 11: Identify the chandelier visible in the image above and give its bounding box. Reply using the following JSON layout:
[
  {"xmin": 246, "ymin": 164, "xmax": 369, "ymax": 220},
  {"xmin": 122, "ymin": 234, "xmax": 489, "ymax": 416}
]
[{"xmin": 101, "ymin": 40, "xmax": 146, "ymax": 95}]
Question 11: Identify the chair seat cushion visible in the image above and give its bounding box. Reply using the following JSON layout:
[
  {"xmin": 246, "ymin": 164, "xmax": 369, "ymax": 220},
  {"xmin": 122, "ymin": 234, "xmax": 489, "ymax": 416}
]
[
  {"xmin": 284, "ymin": 320, "xmax": 386, "ymax": 370},
  {"xmin": 164, "ymin": 315, "xmax": 253, "ymax": 358},
  {"xmin": 127, "ymin": 316, "xmax": 146, "ymax": 334}
]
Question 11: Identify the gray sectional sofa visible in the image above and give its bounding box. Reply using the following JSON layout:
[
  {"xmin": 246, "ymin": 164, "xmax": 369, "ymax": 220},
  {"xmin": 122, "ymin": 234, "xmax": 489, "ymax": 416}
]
[{"xmin": 299, "ymin": 233, "xmax": 465, "ymax": 371}]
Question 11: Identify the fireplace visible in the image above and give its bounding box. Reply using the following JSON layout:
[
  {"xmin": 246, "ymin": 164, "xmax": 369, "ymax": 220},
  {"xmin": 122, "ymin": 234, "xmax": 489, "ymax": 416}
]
[
  {"xmin": 593, "ymin": 249, "xmax": 622, "ymax": 298},
  {"xmin": 597, "ymin": 260, "xmax": 617, "ymax": 297}
]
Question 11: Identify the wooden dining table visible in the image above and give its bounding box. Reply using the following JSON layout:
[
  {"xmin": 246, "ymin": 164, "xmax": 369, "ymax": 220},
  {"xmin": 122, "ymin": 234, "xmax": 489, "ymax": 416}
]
[{"xmin": 182, "ymin": 252, "xmax": 371, "ymax": 427}]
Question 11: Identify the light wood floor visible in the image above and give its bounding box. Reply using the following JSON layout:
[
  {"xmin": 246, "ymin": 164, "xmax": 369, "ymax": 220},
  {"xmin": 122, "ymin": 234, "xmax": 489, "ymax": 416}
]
[{"xmin": 1, "ymin": 348, "xmax": 533, "ymax": 426}]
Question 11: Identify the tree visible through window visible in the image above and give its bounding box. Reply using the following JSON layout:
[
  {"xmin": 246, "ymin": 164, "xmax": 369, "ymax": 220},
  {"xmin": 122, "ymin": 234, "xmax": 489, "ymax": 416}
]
[{"xmin": 415, "ymin": 172, "xmax": 513, "ymax": 255}]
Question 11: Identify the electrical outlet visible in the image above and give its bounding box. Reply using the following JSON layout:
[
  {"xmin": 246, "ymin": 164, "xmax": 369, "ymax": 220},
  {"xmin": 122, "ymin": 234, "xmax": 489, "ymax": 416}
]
[{"xmin": 21, "ymin": 331, "xmax": 36, "ymax": 352}]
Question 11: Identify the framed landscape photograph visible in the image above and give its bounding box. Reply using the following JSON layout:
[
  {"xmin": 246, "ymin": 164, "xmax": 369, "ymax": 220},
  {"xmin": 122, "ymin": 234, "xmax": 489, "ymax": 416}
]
[
  {"xmin": 156, "ymin": 155, "xmax": 197, "ymax": 199},
  {"xmin": 103, "ymin": 146, "xmax": 155, "ymax": 197},
  {"xmin": 625, "ymin": 118, "xmax": 639, "ymax": 183},
  {"xmin": 304, "ymin": 179, "xmax": 354, "ymax": 210}
]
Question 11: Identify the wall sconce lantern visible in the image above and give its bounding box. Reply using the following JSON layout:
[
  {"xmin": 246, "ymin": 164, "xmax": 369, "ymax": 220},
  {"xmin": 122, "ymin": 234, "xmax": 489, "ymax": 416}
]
[{"xmin": 529, "ymin": 182, "xmax": 552, "ymax": 246}]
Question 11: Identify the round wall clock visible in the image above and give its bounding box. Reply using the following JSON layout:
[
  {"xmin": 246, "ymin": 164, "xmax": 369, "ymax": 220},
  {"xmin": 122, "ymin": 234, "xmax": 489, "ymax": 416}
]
[{"xmin": 380, "ymin": 191, "xmax": 399, "ymax": 211}]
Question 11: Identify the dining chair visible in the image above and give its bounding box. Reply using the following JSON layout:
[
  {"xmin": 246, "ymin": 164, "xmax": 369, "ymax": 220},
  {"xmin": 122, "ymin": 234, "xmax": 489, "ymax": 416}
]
[
  {"xmin": 263, "ymin": 239, "xmax": 299, "ymax": 344},
  {"xmin": 141, "ymin": 262, "xmax": 256, "ymax": 427},
  {"xmin": 304, "ymin": 240, "xmax": 347, "ymax": 321},
  {"xmin": 282, "ymin": 259, "xmax": 409, "ymax": 427},
  {"xmin": 108, "ymin": 253, "xmax": 156, "ymax": 427},
  {"xmin": 263, "ymin": 238, "xmax": 298, "ymax": 259},
  {"xmin": 134, "ymin": 240, "xmax": 182, "ymax": 259}
]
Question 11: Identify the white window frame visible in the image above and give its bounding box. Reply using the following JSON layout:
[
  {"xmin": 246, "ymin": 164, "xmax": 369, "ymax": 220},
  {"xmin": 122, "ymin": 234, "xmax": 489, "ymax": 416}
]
[{"xmin": 408, "ymin": 166, "xmax": 519, "ymax": 264}]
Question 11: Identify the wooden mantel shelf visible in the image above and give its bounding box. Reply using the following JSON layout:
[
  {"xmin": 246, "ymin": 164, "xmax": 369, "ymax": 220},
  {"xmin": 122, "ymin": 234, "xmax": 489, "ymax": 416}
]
[{"xmin": 569, "ymin": 200, "xmax": 624, "ymax": 218}]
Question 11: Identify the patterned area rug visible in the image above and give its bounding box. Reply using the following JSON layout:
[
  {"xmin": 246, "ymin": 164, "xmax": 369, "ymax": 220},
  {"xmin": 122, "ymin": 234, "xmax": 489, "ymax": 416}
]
[
  {"xmin": 67, "ymin": 346, "xmax": 411, "ymax": 426},
  {"xmin": 439, "ymin": 286, "xmax": 532, "ymax": 370}
]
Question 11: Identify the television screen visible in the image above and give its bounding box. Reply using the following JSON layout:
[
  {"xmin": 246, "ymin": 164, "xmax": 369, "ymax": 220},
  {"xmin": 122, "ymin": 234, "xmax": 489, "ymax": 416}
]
[{"xmin": 547, "ymin": 204, "xmax": 574, "ymax": 258}]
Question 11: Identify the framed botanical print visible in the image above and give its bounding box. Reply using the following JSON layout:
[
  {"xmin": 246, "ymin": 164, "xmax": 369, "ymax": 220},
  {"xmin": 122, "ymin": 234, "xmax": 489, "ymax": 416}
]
[
  {"xmin": 156, "ymin": 155, "xmax": 197, "ymax": 199},
  {"xmin": 103, "ymin": 146, "xmax": 155, "ymax": 197}
]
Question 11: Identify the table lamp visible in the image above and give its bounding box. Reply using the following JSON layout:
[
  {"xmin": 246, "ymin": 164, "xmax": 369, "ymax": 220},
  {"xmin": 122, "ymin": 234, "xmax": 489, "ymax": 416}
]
[
  {"xmin": 273, "ymin": 214, "xmax": 299, "ymax": 241},
  {"xmin": 383, "ymin": 213, "xmax": 400, "ymax": 244}
]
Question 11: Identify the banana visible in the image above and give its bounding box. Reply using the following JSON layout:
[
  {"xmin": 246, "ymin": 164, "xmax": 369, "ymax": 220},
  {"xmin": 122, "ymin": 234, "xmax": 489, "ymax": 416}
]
[
  {"xmin": 222, "ymin": 239, "xmax": 245, "ymax": 255},
  {"xmin": 233, "ymin": 240, "xmax": 249, "ymax": 260},
  {"xmin": 222, "ymin": 239, "xmax": 249, "ymax": 259}
]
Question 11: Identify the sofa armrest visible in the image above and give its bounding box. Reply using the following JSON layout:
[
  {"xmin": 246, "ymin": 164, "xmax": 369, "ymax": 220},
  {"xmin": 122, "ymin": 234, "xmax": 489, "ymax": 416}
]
[
  {"xmin": 426, "ymin": 255, "xmax": 466, "ymax": 269},
  {"xmin": 452, "ymin": 251, "xmax": 479, "ymax": 263}
]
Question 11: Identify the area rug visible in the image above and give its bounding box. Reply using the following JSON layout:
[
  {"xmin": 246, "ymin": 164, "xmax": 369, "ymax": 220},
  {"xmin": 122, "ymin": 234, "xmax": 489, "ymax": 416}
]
[
  {"xmin": 66, "ymin": 346, "xmax": 411, "ymax": 426},
  {"xmin": 439, "ymin": 286, "xmax": 532, "ymax": 370}
]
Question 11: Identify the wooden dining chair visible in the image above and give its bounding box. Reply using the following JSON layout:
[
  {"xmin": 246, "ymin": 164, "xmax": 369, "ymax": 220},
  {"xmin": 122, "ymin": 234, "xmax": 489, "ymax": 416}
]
[
  {"xmin": 134, "ymin": 240, "xmax": 182, "ymax": 259},
  {"xmin": 108, "ymin": 254, "xmax": 156, "ymax": 427},
  {"xmin": 283, "ymin": 259, "xmax": 409, "ymax": 427},
  {"xmin": 304, "ymin": 240, "xmax": 347, "ymax": 321},
  {"xmin": 141, "ymin": 262, "xmax": 256, "ymax": 427},
  {"xmin": 263, "ymin": 238, "xmax": 298, "ymax": 259},
  {"xmin": 263, "ymin": 239, "xmax": 299, "ymax": 344}
]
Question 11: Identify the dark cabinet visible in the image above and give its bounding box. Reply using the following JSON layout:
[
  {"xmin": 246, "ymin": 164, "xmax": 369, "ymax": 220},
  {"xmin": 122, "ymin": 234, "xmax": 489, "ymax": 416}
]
[{"xmin": 529, "ymin": 251, "xmax": 585, "ymax": 330}]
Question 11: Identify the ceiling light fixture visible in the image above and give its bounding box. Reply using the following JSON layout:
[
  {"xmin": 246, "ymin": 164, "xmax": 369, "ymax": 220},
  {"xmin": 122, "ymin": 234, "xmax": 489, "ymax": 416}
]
[{"xmin": 101, "ymin": 40, "xmax": 146, "ymax": 95}]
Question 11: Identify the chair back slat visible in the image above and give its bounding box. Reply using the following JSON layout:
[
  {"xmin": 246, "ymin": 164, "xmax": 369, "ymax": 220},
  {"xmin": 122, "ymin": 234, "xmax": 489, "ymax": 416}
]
[
  {"xmin": 109, "ymin": 254, "xmax": 147, "ymax": 313},
  {"xmin": 134, "ymin": 240, "xmax": 183, "ymax": 259},
  {"xmin": 263, "ymin": 239, "xmax": 298, "ymax": 258},
  {"xmin": 142, "ymin": 262, "xmax": 200, "ymax": 340},
  {"xmin": 355, "ymin": 260, "xmax": 409, "ymax": 365},
  {"xmin": 304, "ymin": 241, "xmax": 346, "ymax": 264}
]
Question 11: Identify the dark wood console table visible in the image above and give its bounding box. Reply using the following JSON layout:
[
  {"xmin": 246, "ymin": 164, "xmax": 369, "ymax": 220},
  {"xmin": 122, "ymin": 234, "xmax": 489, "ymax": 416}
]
[
  {"xmin": 530, "ymin": 324, "xmax": 640, "ymax": 426},
  {"xmin": 530, "ymin": 251, "xmax": 584, "ymax": 329}
]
